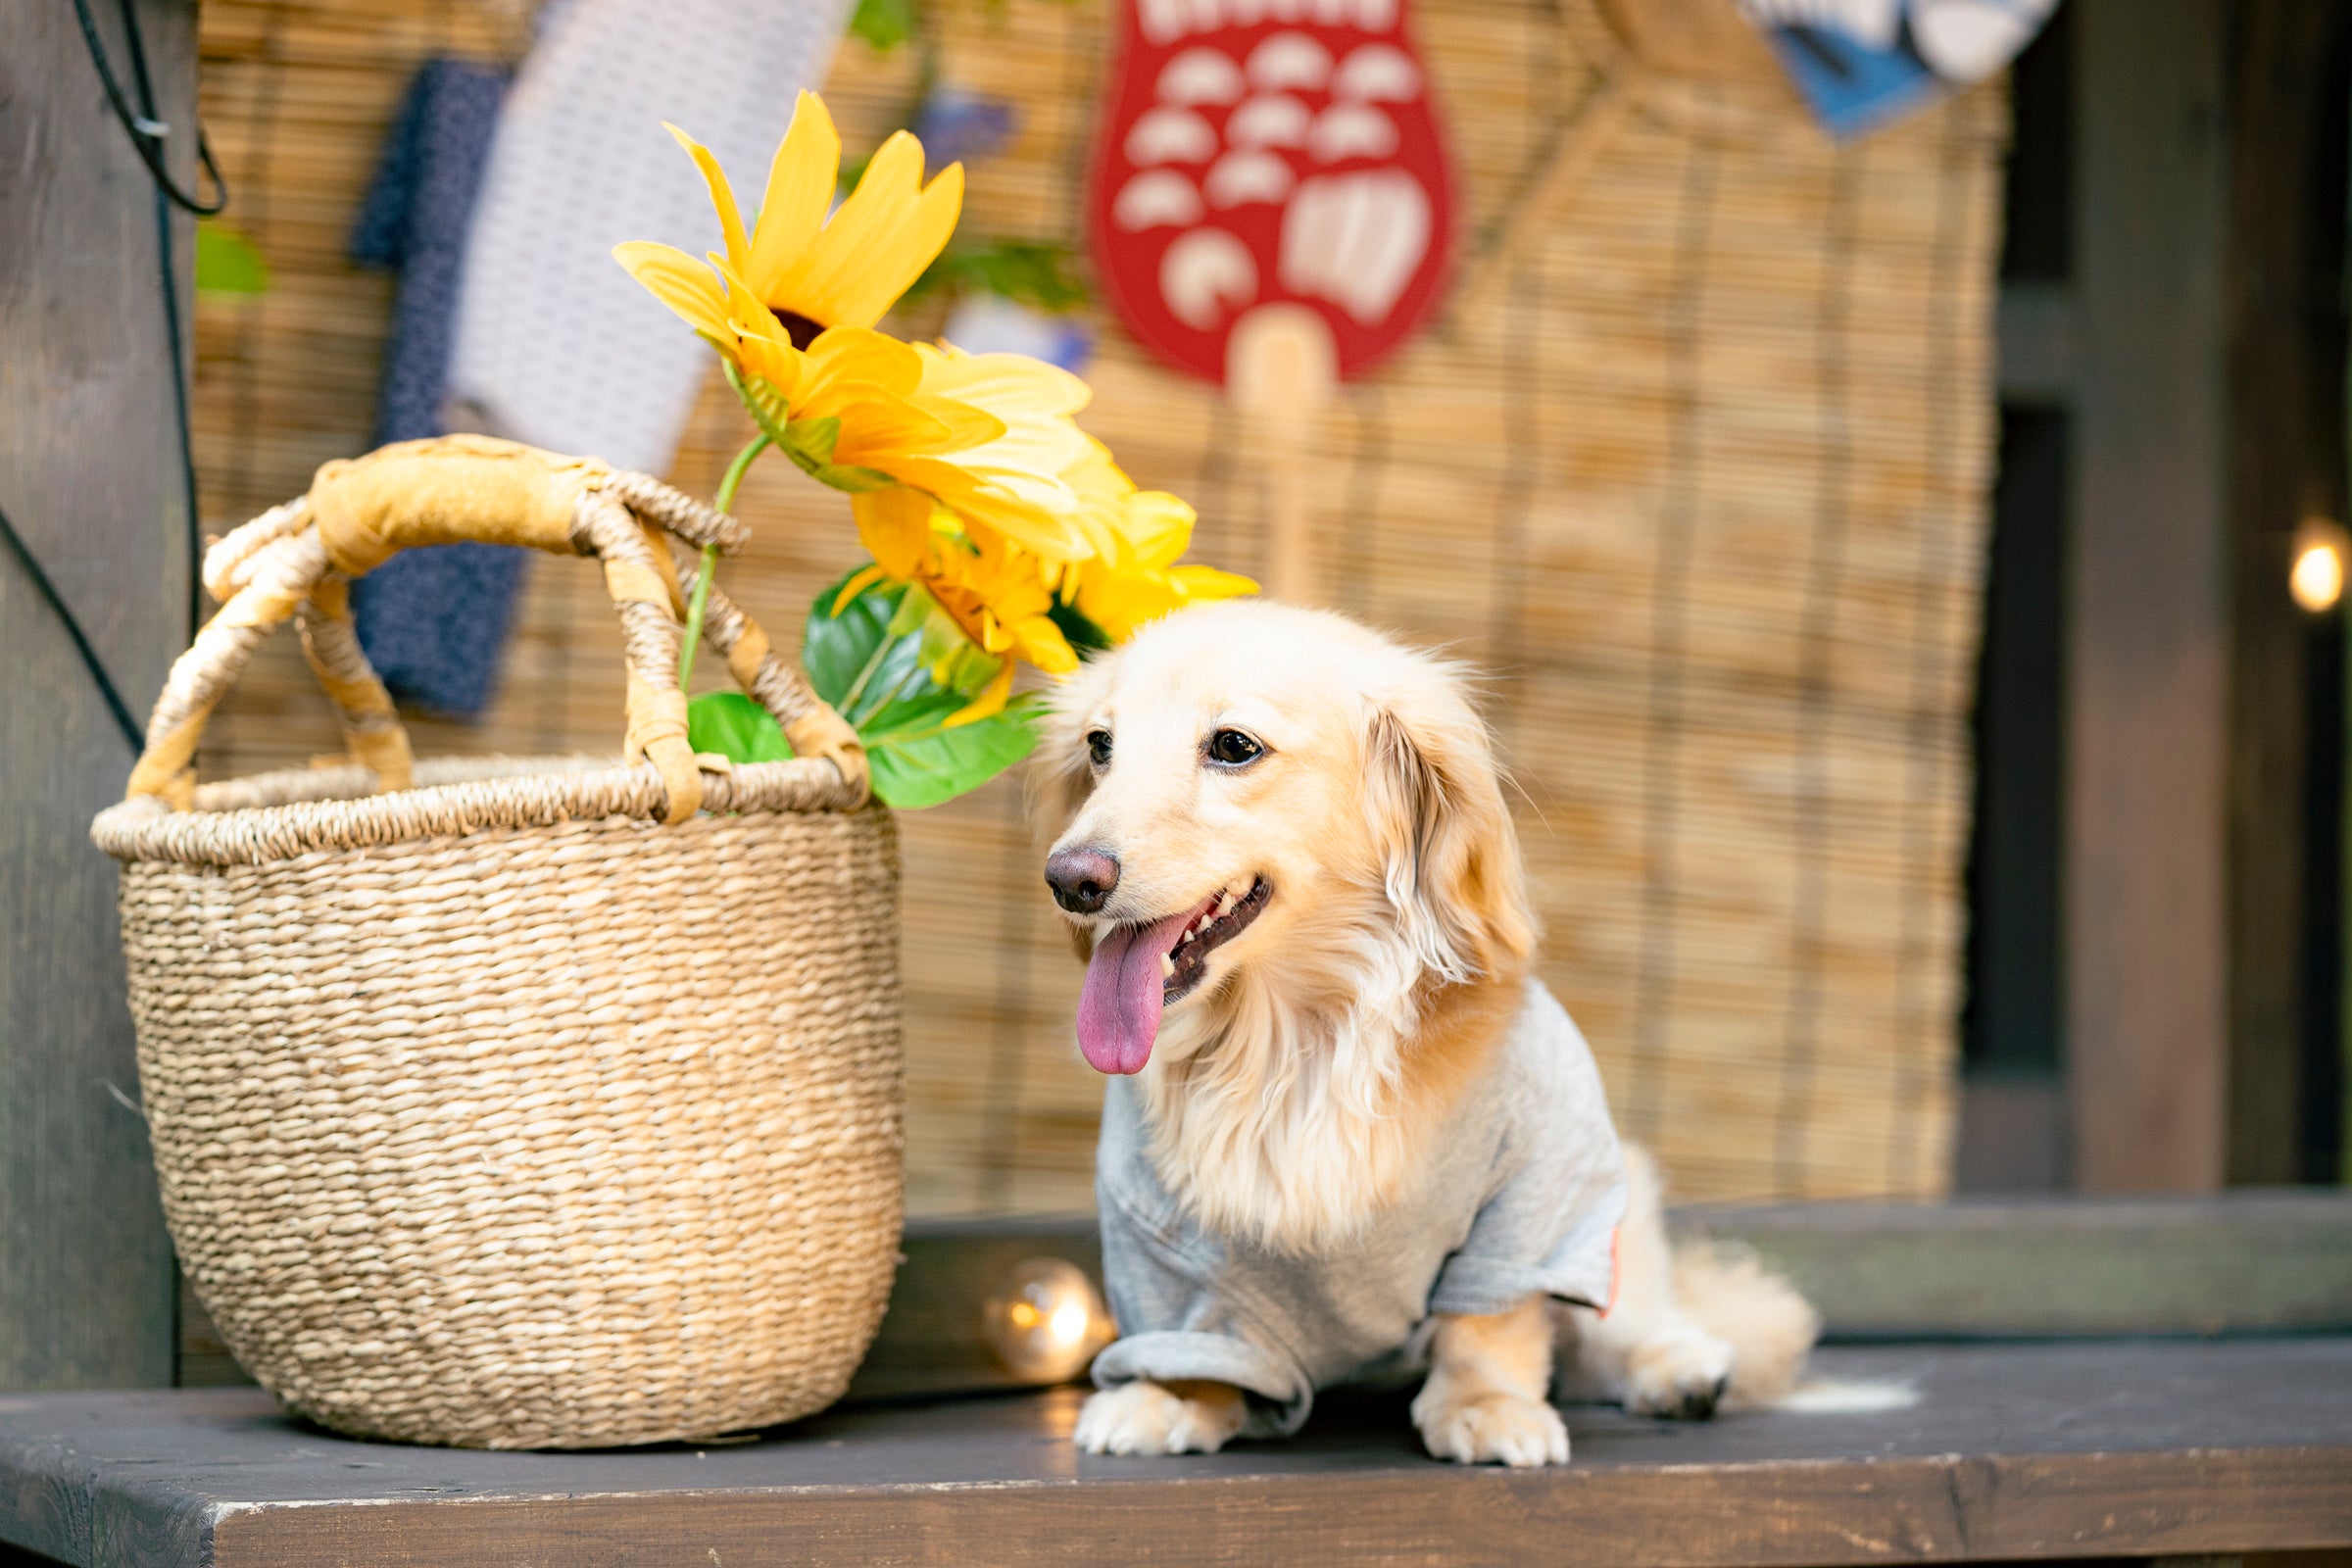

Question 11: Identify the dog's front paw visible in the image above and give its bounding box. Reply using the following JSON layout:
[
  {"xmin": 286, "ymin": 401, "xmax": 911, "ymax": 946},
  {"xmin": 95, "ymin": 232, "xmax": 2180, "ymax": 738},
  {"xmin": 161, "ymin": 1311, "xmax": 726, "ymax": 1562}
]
[
  {"xmin": 1075, "ymin": 1381, "xmax": 1243, "ymax": 1455},
  {"xmin": 1412, "ymin": 1388, "xmax": 1570, "ymax": 1467},
  {"xmin": 1622, "ymin": 1325, "xmax": 1736, "ymax": 1419}
]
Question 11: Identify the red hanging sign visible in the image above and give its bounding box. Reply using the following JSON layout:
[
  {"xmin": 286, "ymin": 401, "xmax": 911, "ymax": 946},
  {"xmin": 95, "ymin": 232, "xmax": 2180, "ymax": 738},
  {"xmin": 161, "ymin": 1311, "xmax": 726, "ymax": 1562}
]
[{"xmin": 1086, "ymin": 0, "xmax": 1459, "ymax": 387}]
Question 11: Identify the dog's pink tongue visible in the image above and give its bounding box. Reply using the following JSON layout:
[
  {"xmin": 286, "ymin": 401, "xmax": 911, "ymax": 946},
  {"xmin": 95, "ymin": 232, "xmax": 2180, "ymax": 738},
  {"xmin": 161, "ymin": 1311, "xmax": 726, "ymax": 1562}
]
[{"xmin": 1076, "ymin": 910, "xmax": 1192, "ymax": 1074}]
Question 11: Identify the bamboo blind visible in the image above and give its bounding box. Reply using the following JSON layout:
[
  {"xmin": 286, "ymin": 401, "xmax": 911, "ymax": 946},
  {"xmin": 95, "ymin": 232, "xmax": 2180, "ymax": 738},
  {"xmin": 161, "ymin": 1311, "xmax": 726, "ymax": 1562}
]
[{"xmin": 191, "ymin": 0, "xmax": 2000, "ymax": 1214}]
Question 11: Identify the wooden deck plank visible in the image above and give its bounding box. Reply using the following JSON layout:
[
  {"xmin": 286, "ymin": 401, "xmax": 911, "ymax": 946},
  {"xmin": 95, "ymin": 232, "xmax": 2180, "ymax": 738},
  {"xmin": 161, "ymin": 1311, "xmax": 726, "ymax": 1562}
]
[
  {"xmin": 842, "ymin": 1194, "xmax": 2352, "ymax": 1400},
  {"xmin": 0, "ymin": 1341, "xmax": 2347, "ymax": 1568},
  {"xmin": 176, "ymin": 1197, "xmax": 2352, "ymax": 1402}
]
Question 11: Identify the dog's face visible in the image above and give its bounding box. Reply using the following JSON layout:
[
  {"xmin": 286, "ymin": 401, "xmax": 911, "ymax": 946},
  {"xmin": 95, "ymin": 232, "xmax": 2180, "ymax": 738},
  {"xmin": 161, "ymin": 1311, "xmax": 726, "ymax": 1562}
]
[{"xmin": 1036, "ymin": 600, "xmax": 1535, "ymax": 1076}]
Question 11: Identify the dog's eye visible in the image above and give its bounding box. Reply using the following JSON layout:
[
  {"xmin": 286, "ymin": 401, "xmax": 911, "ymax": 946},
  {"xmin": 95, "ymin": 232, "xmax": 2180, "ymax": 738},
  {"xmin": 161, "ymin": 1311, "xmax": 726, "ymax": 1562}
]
[
  {"xmin": 1086, "ymin": 728, "xmax": 1113, "ymax": 767},
  {"xmin": 1205, "ymin": 728, "xmax": 1263, "ymax": 766}
]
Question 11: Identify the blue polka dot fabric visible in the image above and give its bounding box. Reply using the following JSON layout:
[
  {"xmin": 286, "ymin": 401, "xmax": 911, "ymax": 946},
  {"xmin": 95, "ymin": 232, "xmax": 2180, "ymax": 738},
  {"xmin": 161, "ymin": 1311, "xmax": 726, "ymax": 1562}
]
[{"xmin": 349, "ymin": 59, "xmax": 520, "ymax": 718}]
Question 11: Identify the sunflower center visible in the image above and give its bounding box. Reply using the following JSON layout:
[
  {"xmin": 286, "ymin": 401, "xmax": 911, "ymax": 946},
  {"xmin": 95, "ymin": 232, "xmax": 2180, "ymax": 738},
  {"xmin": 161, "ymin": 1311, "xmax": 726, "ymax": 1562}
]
[{"xmin": 771, "ymin": 307, "xmax": 825, "ymax": 350}]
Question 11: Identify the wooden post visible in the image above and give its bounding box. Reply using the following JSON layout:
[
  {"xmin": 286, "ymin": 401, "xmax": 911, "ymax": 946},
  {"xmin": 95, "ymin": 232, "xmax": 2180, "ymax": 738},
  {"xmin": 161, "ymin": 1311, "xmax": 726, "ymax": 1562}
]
[
  {"xmin": 2066, "ymin": 0, "xmax": 2230, "ymax": 1193},
  {"xmin": 2222, "ymin": 0, "xmax": 2345, "ymax": 1185},
  {"xmin": 0, "ymin": 0, "xmax": 195, "ymax": 1385},
  {"xmin": 1228, "ymin": 305, "xmax": 1338, "ymax": 605}
]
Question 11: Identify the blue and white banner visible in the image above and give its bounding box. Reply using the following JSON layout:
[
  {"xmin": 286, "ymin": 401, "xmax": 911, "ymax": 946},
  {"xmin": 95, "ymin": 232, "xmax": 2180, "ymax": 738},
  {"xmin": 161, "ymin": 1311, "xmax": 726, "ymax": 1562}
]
[{"xmin": 1737, "ymin": 0, "xmax": 2059, "ymax": 139}]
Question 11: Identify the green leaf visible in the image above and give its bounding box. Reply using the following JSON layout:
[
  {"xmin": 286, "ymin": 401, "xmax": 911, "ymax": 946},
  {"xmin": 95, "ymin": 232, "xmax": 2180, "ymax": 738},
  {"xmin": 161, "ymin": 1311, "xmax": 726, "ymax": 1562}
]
[
  {"xmin": 867, "ymin": 697, "xmax": 1042, "ymax": 808},
  {"xmin": 847, "ymin": 0, "xmax": 915, "ymax": 51},
  {"xmin": 781, "ymin": 420, "xmax": 901, "ymax": 492},
  {"xmin": 194, "ymin": 220, "xmax": 269, "ymax": 296},
  {"xmin": 858, "ymin": 689, "xmax": 965, "ymax": 740},
  {"xmin": 905, "ymin": 239, "xmax": 1088, "ymax": 313},
  {"xmin": 687, "ymin": 691, "xmax": 792, "ymax": 764},
  {"xmin": 803, "ymin": 569, "xmax": 1041, "ymax": 808},
  {"xmin": 727, "ymin": 361, "xmax": 796, "ymax": 450},
  {"xmin": 724, "ymin": 365, "xmax": 900, "ymax": 493},
  {"xmin": 1049, "ymin": 599, "xmax": 1112, "ymax": 655},
  {"xmin": 807, "ymin": 572, "xmax": 910, "ymax": 708},
  {"xmin": 785, "ymin": 415, "xmax": 841, "ymax": 466}
]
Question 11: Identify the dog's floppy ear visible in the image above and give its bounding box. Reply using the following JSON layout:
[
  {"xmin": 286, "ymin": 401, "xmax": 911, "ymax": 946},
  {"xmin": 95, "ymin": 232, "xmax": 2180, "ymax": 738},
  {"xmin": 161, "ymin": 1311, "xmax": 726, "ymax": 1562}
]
[{"xmin": 1360, "ymin": 661, "xmax": 1537, "ymax": 984}]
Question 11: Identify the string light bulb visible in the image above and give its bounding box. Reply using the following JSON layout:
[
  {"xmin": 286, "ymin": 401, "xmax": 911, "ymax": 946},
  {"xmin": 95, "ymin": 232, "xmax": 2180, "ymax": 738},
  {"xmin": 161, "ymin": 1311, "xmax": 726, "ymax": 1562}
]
[
  {"xmin": 2291, "ymin": 517, "xmax": 2347, "ymax": 614},
  {"xmin": 981, "ymin": 1257, "xmax": 1114, "ymax": 1384}
]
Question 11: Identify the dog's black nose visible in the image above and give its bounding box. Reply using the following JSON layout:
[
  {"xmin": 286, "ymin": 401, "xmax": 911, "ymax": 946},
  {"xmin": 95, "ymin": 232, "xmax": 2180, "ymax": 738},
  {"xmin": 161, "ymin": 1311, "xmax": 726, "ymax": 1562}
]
[{"xmin": 1046, "ymin": 847, "xmax": 1120, "ymax": 914}]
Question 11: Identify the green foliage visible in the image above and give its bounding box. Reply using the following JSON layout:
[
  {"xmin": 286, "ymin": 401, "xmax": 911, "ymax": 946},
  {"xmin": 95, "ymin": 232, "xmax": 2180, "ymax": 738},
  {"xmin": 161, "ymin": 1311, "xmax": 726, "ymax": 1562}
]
[
  {"xmin": 687, "ymin": 691, "xmax": 793, "ymax": 763},
  {"xmin": 684, "ymin": 570, "xmax": 1043, "ymax": 809},
  {"xmin": 811, "ymin": 572, "xmax": 1043, "ymax": 808},
  {"xmin": 867, "ymin": 691, "xmax": 1041, "ymax": 808},
  {"xmin": 848, "ymin": 0, "xmax": 916, "ymax": 50},
  {"xmin": 194, "ymin": 220, "xmax": 269, "ymax": 296},
  {"xmin": 906, "ymin": 239, "xmax": 1088, "ymax": 314},
  {"xmin": 1049, "ymin": 598, "xmax": 1111, "ymax": 655}
]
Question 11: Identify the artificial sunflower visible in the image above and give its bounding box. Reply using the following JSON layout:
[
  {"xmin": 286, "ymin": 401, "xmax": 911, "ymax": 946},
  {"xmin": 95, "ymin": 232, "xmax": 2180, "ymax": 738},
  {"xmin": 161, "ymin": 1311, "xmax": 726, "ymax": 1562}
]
[
  {"xmin": 1061, "ymin": 450, "xmax": 1257, "ymax": 640},
  {"xmin": 614, "ymin": 99, "xmax": 1099, "ymax": 563},
  {"xmin": 656, "ymin": 90, "xmax": 959, "ymax": 347},
  {"xmin": 615, "ymin": 88, "xmax": 1256, "ymax": 808},
  {"xmin": 848, "ymin": 486, "xmax": 1078, "ymax": 723}
]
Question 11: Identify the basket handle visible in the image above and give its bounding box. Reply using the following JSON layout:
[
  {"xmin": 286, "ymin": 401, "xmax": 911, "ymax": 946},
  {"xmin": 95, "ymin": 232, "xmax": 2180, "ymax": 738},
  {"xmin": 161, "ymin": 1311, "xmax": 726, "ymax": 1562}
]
[{"xmin": 129, "ymin": 435, "xmax": 866, "ymax": 824}]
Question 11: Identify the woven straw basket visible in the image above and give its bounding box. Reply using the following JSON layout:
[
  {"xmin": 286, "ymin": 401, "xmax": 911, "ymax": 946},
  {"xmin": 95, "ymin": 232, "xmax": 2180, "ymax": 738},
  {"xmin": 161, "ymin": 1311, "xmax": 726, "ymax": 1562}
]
[{"xmin": 91, "ymin": 437, "xmax": 904, "ymax": 1449}]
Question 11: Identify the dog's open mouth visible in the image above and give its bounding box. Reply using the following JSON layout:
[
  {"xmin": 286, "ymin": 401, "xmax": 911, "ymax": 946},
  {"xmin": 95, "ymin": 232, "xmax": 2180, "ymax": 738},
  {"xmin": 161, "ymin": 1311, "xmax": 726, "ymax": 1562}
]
[{"xmin": 1076, "ymin": 877, "xmax": 1271, "ymax": 1076}]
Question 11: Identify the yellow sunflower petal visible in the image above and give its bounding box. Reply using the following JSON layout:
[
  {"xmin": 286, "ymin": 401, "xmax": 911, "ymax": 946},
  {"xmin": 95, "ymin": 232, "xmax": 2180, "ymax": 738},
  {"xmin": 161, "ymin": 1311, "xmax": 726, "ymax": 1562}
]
[
  {"xmin": 836, "ymin": 562, "xmax": 892, "ymax": 607},
  {"xmin": 831, "ymin": 396, "xmax": 956, "ymax": 467},
  {"xmin": 746, "ymin": 91, "xmax": 841, "ymax": 303},
  {"xmin": 1116, "ymin": 490, "xmax": 1197, "ymax": 568},
  {"xmin": 891, "ymin": 463, "xmax": 1091, "ymax": 561},
  {"xmin": 853, "ymin": 486, "xmax": 938, "ymax": 580},
  {"xmin": 801, "ymin": 326, "xmax": 925, "ymax": 402},
  {"xmin": 612, "ymin": 240, "xmax": 731, "ymax": 339},
  {"xmin": 909, "ymin": 393, "xmax": 1008, "ymax": 454},
  {"xmin": 909, "ymin": 351, "xmax": 1098, "ymax": 509},
  {"xmin": 1076, "ymin": 572, "xmax": 1180, "ymax": 642},
  {"xmin": 662, "ymin": 123, "xmax": 755, "ymax": 284},
  {"xmin": 784, "ymin": 133, "xmax": 963, "ymax": 329},
  {"xmin": 942, "ymin": 659, "xmax": 1014, "ymax": 728},
  {"xmin": 710, "ymin": 252, "xmax": 804, "ymax": 396},
  {"xmin": 1059, "ymin": 444, "xmax": 1137, "ymax": 562},
  {"xmin": 916, "ymin": 344, "xmax": 1092, "ymax": 418},
  {"xmin": 732, "ymin": 326, "xmax": 802, "ymax": 394},
  {"xmin": 1010, "ymin": 614, "xmax": 1079, "ymax": 674},
  {"xmin": 1169, "ymin": 564, "xmax": 1260, "ymax": 602}
]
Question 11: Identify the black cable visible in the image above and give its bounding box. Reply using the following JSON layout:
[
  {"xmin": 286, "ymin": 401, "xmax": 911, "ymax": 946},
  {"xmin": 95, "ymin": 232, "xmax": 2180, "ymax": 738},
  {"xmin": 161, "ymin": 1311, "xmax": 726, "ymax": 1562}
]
[
  {"xmin": 26, "ymin": 0, "xmax": 209, "ymax": 746},
  {"xmin": 159, "ymin": 185, "xmax": 203, "ymax": 643},
  {"xmin": 74, "ymin": 0, "xmax": 210, "ymax": 640},
  {"xmin": 0, "ymin": 497, "xmax": 145, "ymax": 754},
  {"xmin": 106, "ymin": 0, "xmax": 208, "ymax": 639},
  {"xmin": 68, "ymin": 0, "xmax": 226, "ymax": 216}
]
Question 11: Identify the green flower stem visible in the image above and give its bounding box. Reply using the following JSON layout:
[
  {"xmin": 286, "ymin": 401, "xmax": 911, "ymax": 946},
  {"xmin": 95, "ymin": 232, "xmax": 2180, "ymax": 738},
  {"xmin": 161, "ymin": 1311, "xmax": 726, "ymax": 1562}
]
[{"xmin": 680, "ymin": 433, "xmax": 770, "ymax": 688}]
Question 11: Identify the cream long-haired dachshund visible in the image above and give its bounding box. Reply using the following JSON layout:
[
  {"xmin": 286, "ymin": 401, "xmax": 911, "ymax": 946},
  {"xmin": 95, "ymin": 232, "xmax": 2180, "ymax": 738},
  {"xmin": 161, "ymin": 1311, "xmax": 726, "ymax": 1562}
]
[{"xmin": 1034, "ymin": 600, "xmax": 1817, "ymax": 1466}]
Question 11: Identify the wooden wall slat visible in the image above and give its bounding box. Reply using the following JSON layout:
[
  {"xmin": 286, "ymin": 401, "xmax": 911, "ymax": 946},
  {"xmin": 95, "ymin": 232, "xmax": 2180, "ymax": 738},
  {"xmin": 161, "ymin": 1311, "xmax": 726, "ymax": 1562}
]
[
  {"xmin": 2068, "ymin": 0, "xmax": 2230, "ymax": 1193},
  {"xmin": 0, "ymin": 0, "xmax": 195, "ymax": 1389},
  {"xmin": 188, "ymin": 0, "xmax": 2000, "ymax": 1215}
]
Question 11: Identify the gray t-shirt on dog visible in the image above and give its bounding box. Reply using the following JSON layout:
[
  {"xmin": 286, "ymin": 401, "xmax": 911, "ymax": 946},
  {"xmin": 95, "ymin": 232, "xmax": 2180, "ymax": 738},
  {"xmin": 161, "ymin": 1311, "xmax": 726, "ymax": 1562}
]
[{"xmin": 1091, "ymin": 979, "xmax": 1627, "ymax": 1437}]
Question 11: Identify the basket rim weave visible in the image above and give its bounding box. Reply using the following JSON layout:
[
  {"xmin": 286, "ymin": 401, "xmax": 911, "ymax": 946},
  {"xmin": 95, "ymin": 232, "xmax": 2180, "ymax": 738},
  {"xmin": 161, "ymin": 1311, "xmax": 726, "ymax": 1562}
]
[{"xmin": 92, "ymin": 753, "xmax": 865, "ymax": 868}]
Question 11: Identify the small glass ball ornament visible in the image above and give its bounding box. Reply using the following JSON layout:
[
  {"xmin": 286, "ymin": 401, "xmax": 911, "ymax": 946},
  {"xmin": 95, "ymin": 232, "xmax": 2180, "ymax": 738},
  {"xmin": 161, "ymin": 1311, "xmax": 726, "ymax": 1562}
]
[{"xmin": 981, "ymin": 1257, "xmax": 1115, "ymax": 1384}]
